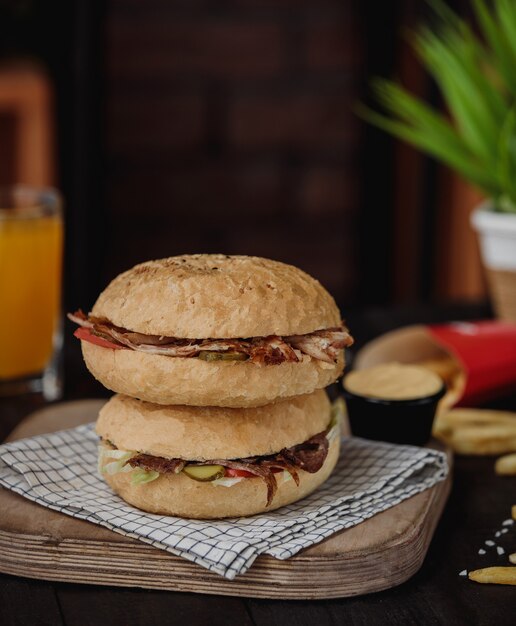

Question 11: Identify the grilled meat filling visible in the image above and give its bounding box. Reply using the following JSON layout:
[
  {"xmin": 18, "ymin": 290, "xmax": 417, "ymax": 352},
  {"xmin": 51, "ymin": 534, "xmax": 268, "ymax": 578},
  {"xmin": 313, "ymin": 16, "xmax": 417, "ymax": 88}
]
[
  {"xmin": 69, "ymin": 310, "xmax": 353, "ymax": 365},
  {"xmin": 108, "ymin": 430, "xmax": 330, "ymax": 507}
]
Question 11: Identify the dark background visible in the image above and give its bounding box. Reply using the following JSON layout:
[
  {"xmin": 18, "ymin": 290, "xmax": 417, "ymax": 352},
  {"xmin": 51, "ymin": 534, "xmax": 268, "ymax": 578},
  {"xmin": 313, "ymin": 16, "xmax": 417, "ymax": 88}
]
[
  {"xmin": 1, "ymin": 5, "xmax": 514, "ymax": 622},
  {"xmin": 0, "ymin": 0, "xmax": 480, "ymax": 317}
]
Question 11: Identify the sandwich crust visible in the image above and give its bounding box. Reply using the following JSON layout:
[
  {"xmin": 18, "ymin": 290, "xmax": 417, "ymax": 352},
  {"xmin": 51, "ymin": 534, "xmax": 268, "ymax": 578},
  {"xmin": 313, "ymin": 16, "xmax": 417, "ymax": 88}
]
[
  {"xmin": 82, "ymin": 341, "xmax": 344, "ymax": 407},
  {"xmin": 96, "ymin": 390, "xmax": 331, "ymax": 460},
  {"xmin": 91, "ymin": 255, "xmax": 341, "ymax": 338},
  {"xmin": 100, "ymin": 435, "xmax": 340, "ymax": 519}
]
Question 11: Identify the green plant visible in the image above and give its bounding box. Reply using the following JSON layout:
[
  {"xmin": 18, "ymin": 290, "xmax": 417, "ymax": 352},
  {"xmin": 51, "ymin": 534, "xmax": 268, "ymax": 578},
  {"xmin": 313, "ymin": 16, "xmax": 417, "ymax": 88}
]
[{"xmin": 360, "ymin": 0, "xmax": 516, "ymax": 213}]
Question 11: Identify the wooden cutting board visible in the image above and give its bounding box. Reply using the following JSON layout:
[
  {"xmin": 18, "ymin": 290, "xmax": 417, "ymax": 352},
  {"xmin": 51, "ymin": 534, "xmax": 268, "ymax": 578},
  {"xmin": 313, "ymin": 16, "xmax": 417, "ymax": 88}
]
[{"xmin": 0, "ymin": 400, "xmax": 452, "ymax": 599}]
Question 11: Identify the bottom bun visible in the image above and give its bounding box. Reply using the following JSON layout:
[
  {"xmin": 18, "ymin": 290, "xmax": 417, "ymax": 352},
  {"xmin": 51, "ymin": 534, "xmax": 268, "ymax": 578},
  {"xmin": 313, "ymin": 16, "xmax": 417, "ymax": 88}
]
[
  {"xmin": 102, "ymin": 436, "xmax": 340, "ymax": 519},
  {"xmin": 82, "ymin": 341, "xmax": 344, "ymax": 407}
]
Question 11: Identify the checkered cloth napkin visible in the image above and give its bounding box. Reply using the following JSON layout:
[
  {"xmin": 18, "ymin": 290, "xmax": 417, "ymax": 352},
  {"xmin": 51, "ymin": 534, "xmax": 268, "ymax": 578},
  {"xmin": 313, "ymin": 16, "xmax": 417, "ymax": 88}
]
[{"xmin": 0, "ymin": 424, "xmax": 448, "ymax": 579}]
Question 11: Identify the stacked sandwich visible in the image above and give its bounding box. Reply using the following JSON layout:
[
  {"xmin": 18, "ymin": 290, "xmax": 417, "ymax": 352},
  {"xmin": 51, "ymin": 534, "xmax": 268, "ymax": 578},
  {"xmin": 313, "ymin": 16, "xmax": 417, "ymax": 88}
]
[{"xmin": 69, "ymin": 255, "xmax": 353, "ymax": 518}]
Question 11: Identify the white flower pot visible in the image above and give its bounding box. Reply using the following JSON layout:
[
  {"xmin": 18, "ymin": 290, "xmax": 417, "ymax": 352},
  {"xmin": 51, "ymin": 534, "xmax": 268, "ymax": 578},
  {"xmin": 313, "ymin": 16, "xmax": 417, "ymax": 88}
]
[{"xmin": 471, "ymin": 202, "xmax": 516, "ymax": 321}]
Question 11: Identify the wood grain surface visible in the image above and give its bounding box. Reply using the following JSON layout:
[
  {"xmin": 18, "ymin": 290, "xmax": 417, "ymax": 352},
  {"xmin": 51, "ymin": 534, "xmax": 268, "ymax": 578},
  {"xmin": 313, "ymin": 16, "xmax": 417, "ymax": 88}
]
[
  {"xmin": 2, "ymin": 304, "xmax": 510, "ymax": 625},
  {"xmin": 0, "ymin": 400, "xmax": 451, "ymax": 599}
]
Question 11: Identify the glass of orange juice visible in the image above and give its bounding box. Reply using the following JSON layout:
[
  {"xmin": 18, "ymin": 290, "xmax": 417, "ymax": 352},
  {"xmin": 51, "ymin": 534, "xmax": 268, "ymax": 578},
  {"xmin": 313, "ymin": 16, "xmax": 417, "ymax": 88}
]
[{"xmin": 0, "ymin": 186, "xmax": 63, "ymax": 400}]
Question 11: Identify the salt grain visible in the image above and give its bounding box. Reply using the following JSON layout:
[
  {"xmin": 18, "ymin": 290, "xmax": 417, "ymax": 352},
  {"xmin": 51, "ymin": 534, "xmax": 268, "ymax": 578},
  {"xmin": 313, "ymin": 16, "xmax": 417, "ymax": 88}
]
[
  {"xmin": 502, "ymin": 519, "xmax": 514, "ymax": 527},
  {"xmin": 478, "ymin": 548, "xmax": 486, "ymax": 555},
  {"xmin": 495, "ymin": 531, "xmax": 501, "ymax": 538},
  {"xmin": 501, "ymin": 528, "xmax": 509, "ymax": 534},
  {"xmin": 485, "ymin": 540, "xmax": 495, "ymax": 546},
  {"xmin": 497, "ymin": 546, "xmax": 505, "ymax": 555},
  {"xmin": 459, "ymin": 570, "xmax": 467, "ymax": 577}
]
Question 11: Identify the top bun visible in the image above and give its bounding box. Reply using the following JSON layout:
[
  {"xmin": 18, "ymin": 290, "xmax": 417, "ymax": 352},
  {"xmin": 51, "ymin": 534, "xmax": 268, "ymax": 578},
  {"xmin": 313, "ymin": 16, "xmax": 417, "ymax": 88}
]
[
  {"xmin": 91, "ymin": 255, "xmax": 341, "ymax": 338},
  {"xmin": 96, "ymin": 390, "xmax": 331, "ymax": 460}
]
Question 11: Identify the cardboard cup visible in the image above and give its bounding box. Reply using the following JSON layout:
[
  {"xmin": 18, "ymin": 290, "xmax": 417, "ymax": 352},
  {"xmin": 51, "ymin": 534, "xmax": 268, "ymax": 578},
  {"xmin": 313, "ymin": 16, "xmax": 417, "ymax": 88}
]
[{"xmin": 354, "ymin": 321, "xmax": 516, "ymax": 407}]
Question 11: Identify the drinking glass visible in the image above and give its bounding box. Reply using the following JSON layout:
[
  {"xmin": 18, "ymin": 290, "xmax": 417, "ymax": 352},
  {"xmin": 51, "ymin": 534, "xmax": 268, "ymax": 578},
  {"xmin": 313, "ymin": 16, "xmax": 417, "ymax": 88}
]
[{"xmin": 0, "ymin": 186, "xmax": 64, "ymax": 400}]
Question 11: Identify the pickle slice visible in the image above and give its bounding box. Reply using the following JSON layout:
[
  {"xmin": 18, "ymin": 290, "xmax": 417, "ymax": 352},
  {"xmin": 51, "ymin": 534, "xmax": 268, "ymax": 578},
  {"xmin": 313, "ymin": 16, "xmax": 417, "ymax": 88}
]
[
  {"xmin": 183, "ymin": 464, "xmax": 225, "ymax": 482},
  {"xmin": 198, "ymin": 351, "xmax": 248, "ymax": 362}
]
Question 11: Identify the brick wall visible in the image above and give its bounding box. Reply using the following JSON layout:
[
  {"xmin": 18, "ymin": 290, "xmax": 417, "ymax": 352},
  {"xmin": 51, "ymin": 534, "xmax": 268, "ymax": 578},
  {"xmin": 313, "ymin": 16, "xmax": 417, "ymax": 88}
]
[
  {"xmin": 105, "ymin": 0, "xmax": 362, "ymax": 303},
  {"xmin": 0, "ymin": 112, "xmax": 17, "ymax": 185}
]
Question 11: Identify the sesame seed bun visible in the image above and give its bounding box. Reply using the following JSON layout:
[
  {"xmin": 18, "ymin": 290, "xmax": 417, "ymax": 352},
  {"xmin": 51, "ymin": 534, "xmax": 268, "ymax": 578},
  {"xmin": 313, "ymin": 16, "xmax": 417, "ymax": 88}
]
[{"xmin": 91, "ymin": 255, "xmax": 341, "ymax": 338}]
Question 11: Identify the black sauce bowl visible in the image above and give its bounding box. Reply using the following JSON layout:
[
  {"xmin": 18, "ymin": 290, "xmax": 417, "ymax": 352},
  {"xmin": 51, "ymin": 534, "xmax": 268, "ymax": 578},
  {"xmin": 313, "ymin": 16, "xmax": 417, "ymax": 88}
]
[{"xmin": 342, "ymin": 384, "xmax": 446, "ymax": 446}]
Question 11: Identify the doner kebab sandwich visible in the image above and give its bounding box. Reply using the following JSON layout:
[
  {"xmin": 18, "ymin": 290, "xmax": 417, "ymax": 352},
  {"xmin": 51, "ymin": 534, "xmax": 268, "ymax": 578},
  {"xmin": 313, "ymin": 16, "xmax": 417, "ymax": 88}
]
[
  {"xmin": 68, "ymin": 255, "xmax": 353, "ymax": 407},
  {"xmin": 96, "ymin": 391, "xmax": 342, "ymax": 518}
]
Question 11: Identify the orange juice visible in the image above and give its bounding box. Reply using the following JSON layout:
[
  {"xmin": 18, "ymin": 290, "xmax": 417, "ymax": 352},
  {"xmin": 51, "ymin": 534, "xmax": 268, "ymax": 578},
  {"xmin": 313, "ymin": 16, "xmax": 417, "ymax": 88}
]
[{"xmin": 0, "ymin": 213, "xmax": 63, "ymax": 379}]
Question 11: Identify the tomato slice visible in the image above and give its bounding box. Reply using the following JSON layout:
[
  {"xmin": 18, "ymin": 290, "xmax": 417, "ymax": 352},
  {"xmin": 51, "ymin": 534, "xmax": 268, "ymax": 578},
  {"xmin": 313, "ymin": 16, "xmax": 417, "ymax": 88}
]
[
  {"xmin": 74, "ymin": 327, "xmax": 125, "ymax": 350},
  {"xmin": 224, "ymin": 468, "xmax": 255, "ymax": 478},
  {"xmin": 224, "ymin": 467, "xmax": 282, "ymax": 478}
]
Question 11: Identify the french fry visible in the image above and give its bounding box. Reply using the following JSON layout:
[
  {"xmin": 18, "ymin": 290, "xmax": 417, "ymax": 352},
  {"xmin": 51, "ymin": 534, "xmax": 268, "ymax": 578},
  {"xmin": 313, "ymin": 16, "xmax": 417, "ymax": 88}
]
[
  {"xmin": 495, "ymin": 453, "xmax": 516, "ymax": 475},
  {"xmin": 468, "ymin": 567, "xmax": 516, "ymax": 586},
  {"xmin": 420, "ymin": 356, "xmax": 464, "ymax": 411},
  {"xmin": 449, "ymin": 426, "xmax": 516, "ymax": 455},
  {"xmin": 434, "ymin": 408, "xmax": 516, "ymax": 455},
  {"xmin": 451, "ymin": 439, "xmax": 516, "ymax": 455},
  {"xmin": 509, "ymin": 554, "xmax": 516, "ymax": 565},
  {"xmin": 419, "ymin": 356, "xmax": 461, "ymax": 384},
  {"xmin": 436, "ymin": 409, "xmax": 516, "ymax": 429},
  {"xmin": 512, "ymin": 505, "xmax": 516, "ymax": 520},
  {"xmin": 433, "ymin": 409, "xmax": 516, "ymax": 441}
]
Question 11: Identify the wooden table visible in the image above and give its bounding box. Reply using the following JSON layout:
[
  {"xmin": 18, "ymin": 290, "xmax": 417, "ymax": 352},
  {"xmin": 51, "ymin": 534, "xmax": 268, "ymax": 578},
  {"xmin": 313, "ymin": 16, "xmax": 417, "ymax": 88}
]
[{"xmin": 1, "ymin": 305, "xmax": 515, "ymax": 626}]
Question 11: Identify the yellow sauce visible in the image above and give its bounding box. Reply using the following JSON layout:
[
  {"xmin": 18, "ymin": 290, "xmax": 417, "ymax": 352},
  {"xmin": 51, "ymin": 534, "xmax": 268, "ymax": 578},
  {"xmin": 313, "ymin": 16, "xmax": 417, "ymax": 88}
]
[
  {"xmin": 344, "ymin": 362, "xmax": 443, "ymax": 401},
  {"xmin": 0, "ymin": 214, "xmax": 63, "ymax": 378}
]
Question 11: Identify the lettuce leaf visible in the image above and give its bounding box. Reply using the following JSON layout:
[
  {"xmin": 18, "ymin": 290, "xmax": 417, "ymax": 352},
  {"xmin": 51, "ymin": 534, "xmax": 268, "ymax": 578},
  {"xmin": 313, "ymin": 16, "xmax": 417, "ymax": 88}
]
[{"xmin": 131, "ymin": 468, "xmax": 160, "ymax": 485}]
